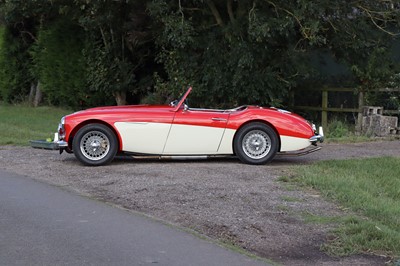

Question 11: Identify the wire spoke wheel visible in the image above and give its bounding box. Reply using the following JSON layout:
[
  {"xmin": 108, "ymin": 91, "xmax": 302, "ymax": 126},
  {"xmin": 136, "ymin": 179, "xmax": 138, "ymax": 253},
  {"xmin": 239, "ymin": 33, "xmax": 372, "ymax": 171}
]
[
  {"xmin": 73, "ymin": 124, "xmax": 118, "ymax": 166},
  {"xmin": 80, "ymin": 131, "xmax": 110, "ymax": 160},
  {"xmin": 234, "ymin": 122, "xmax": 278, "ymax": 165},
  {"xmin": 242, "ymin": 130, "xmax": 271, "ymax": 159}
]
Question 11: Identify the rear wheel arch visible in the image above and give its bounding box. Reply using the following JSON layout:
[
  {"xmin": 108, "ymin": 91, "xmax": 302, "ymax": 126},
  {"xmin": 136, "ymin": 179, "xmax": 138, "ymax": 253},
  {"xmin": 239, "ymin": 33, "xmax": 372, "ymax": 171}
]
[{"xmin": 232, "ymin": 120, "xmax": 281, "ymax": 154}]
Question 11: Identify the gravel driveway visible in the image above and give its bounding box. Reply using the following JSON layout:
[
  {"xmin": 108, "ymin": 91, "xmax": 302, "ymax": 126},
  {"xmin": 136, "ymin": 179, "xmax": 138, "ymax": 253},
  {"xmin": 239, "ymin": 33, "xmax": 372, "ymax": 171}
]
[{"xmin": 1, "ymin": 141, "xmax": 399, "ymax": 265}]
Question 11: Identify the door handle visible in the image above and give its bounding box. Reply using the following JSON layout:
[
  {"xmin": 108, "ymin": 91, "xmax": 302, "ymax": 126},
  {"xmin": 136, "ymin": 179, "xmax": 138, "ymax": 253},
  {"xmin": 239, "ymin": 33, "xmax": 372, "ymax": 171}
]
[{"xmin": 211, "ymin": 117, "xmax": 227, "ymax": 122}]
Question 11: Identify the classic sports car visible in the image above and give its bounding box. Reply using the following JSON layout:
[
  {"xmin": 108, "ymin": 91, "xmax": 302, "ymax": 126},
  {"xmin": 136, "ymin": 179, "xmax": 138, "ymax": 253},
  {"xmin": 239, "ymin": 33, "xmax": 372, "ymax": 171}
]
[{"xmin": 32, "ymin": 87, "xmax": 323, "ymax": 166}]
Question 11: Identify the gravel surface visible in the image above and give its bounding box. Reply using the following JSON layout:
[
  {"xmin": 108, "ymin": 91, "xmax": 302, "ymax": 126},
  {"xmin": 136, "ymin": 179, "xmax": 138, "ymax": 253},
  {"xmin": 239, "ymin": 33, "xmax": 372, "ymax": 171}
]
[{"xmin": 1, "ymin": 141, "xmax": 399, "ymax": 265}]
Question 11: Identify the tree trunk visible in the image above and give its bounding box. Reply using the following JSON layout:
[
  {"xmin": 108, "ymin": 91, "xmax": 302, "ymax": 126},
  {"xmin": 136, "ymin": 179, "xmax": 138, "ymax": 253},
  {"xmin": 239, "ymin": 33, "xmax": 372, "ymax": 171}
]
[
  {"xmin": 28, "ymin": 82, "xmax": 36, "ymax": 105},
  {"xmin": 33, "ymin": 81, "xmax": 42, "ymax": 107},
  {"xmin": 113, "ymin": 91, "xmax": 127, "ymax": 106},
  {"xmin": 206, "ymin": 0, "xmax": 225, "ymax": 27},
  {"xmin": 227, "ymin": 0, "xmax": 235, "ymax": 23}
]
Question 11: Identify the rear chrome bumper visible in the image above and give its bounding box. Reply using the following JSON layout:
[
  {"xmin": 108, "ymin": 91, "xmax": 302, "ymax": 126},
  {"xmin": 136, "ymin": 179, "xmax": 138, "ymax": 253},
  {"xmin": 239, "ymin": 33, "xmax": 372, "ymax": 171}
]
[
  {"xmin": 310, "ymin": 126, "xmax": 324, "ymax": 144},
  {"xmin": 278, "ymin": 146, "xmax": 321, "ymax": 157}
]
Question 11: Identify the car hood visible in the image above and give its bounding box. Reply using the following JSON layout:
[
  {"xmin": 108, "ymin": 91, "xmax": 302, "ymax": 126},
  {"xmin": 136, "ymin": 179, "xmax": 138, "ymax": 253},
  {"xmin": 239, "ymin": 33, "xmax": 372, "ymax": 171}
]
[{"xmin": 71, "ymin": 105, "xmax": 171, "ymax": 115}]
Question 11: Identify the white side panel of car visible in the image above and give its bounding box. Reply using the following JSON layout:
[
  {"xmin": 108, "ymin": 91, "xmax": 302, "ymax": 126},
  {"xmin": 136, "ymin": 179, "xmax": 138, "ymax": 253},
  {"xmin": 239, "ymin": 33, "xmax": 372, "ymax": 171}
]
[
  {"xmin": 163, "ymin": 124, "xmax": 228, "ymax": 154},
  {"xmin": 115, "ymin": 122, "xmax": 310, "ymax": 154},
  {"xmin": 280, "ymin": 136, "xmax": 311, "ymax": 151},
  {"xmin": 217, "ymin": 128, "xmax": 235, "ymax": 154},
  {"xmin": 114, "ymin": 122, "xmax": 171, "ymax": 154}
]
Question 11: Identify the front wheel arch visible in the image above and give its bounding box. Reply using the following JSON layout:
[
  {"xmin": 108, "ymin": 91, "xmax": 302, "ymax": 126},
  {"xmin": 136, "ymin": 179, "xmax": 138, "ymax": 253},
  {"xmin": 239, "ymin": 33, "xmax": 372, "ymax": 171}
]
[
  {"xmin": 68, "ymin": 120, "xmax": 122, "ymax": 152},
  {"xmin": 72, "ymin": 123, "xmax": 118, "ymax": 166}
]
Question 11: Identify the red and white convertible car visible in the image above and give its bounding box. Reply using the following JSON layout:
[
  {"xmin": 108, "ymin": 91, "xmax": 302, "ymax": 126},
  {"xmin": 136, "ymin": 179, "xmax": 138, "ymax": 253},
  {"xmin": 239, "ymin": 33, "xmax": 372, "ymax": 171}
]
[{"xmin": 33, "ymin": 87, "xmax": 323, "ymax": 166}]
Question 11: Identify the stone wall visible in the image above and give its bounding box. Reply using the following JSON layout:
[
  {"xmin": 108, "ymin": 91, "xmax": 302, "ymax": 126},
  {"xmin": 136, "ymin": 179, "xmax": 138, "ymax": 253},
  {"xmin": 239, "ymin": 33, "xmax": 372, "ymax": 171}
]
[{"xmin": 361, "ymin": 106, "xmax": 398, "ymax": 136}]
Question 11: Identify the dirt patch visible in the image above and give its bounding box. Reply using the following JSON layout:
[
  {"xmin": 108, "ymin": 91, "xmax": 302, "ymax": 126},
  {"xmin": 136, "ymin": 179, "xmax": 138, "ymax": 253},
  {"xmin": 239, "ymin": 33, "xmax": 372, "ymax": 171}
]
[{"xmin": 1, "ymin": 141, "xmax": 399, "ymax": 265}]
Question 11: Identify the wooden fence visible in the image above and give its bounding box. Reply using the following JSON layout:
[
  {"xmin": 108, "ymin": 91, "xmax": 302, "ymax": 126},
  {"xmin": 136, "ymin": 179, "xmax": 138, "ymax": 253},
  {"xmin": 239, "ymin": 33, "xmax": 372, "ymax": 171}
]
[{"xmin": 290, "ymin": 87, "xmax": 400, "ymax": 132}]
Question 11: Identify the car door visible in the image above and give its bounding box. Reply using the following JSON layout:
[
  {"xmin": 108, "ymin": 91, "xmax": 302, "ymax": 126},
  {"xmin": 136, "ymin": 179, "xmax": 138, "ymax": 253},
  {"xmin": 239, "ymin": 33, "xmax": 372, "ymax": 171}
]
[
  {"xmin": 114, "ymin": 108, "xmax": 175, "ymax": 154},
  {"xmin": 162, "ymin": 109, "xmax": 230, "ymax": 154}
]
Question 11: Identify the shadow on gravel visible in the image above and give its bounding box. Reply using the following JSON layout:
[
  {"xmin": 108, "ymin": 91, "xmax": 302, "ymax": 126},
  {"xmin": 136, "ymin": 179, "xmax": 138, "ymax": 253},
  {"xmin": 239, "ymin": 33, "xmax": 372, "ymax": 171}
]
[{"xmin": 111, "ymin": 154, "xmax": 314, "ymax": 166}]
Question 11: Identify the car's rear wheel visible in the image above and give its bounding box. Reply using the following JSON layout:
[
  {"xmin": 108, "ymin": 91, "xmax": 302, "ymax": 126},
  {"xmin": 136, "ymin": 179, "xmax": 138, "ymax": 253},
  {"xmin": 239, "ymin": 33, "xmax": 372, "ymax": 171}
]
[
  {"xmin": 72, "ymin": 123, "xmax": 118, "ymax": 166},
  {"xmin": 234, "ymin": 122, "xmax": 278, "ymax": 165}
]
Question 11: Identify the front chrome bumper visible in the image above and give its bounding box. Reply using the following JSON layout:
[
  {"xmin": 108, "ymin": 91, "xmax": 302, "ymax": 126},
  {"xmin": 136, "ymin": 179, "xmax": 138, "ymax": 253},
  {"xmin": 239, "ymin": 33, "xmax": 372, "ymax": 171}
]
[
  {"xmin": 30, "ymin": 139, "xmax": 68, "ymax": 150},
  {"xmin": 30, "ymin": 131, "xmax": 68, "ymax": 151},
  {"xmin": 309, "ymin": 126, "xmax": 324, "ymax": 144}
]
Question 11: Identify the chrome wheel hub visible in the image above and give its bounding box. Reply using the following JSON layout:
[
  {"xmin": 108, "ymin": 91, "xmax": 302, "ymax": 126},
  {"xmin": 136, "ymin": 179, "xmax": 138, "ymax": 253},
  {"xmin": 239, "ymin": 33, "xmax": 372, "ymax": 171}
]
[
  {"xmin": 242, "ymin": 130, "xmax": 271, "ymax": 159},
  {"xmin": 80, "ymin": 131, "xmax": 110, "ymax": 161}
]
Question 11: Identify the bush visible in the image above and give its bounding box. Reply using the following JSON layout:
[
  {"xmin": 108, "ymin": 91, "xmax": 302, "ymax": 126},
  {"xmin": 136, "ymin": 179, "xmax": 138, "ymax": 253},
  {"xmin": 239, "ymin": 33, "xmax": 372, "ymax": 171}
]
[
  {"xmin": 327, "ymin": 118, "xmax": 350, "ymax": 138},
  {"xmin": 32, "ymin": 17, "xmax": 93, "ymax": 108},
  {"xmin": 0, "ymin": 26, "xmax": 33, "ymax": 102}
]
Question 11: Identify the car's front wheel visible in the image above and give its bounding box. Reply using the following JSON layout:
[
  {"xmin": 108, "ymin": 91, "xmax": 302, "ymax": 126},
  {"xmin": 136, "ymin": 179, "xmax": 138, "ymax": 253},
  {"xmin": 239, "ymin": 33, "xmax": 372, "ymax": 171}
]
[
  {"xmin": 72, "ymin": 123, "xmax": 118, "ymax": 166},
  {"xmin": 234, "ymin": 122, "xmax": 279, "ymax": 165}
]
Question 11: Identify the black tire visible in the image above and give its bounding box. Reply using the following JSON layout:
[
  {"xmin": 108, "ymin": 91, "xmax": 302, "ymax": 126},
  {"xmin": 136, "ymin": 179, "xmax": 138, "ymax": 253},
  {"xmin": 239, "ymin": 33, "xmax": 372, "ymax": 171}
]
[
  {"xmin": 234, "ymin": 122, "xmax": 279, "ymax": 165},
  {"xmin": 72, "ymin": 123, "xmax": 118, "ymax": 166}
]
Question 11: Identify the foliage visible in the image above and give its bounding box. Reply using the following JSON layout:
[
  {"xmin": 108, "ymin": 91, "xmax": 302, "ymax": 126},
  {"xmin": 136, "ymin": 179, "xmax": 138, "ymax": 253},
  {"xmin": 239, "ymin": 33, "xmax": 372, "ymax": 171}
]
[
  {"xmin": 149, "ymin": 0, "xmax": 400, "ymax": 108},
  {"xmin": 31, "ymin": 17, "xmax": 90, "ymax": 108},
  {"xmin": 0, "ymin": 25, "xmax": 33, "ymax": 102},
  {"xmin": 350, "ymin": 47, "xmax": 399, "ymax": 92},
  {"xmin": 0, "ymin": 0, "xmax": 400, "ymax": 109},
  {"xmin": 83, "ymin": 37, "xmax": 136, "ymax": 104},
  {"xmin": 0, "ymin": 0, "xmax": 154, "ymax": 106},
  {"xmin": 364, "ymin": 73, "xmax": 400, "ymax": 111},
  {"xmin": 327, "ymin": 118, "xmax": 351, "ymax": 138},
  {"xmin": 149, "ymin": 0, "xmax": 306, "ymax": 107},
  {"xmin": 77, "ymin": 0, "xmax": 154, "ymax": 105},
  {"xmin": 0, "ymin": 0, "xmax": 69, "ymax": 105}
]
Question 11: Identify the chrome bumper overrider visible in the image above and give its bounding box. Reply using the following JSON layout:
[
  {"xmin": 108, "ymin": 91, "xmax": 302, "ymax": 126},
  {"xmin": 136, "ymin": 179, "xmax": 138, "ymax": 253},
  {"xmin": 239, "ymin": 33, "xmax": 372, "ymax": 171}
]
[
  {"xmin": 56, "ymin": 140, "xmax": 68, "ymax": 148},
  {"xmin": 309, "ymin": 126, "xmax": 324, "ymax": 144}
]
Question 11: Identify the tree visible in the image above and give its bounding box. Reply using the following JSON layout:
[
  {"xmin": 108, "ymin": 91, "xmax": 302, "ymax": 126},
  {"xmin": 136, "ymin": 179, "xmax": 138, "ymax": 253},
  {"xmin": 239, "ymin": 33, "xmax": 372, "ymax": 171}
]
[
  {"xmin": 0, "ymin": 24, "xmax": 34, "ymax": 103},
  {"xmin": 77, "ymin": 0, "xmax": 153, "ymax": 105},
  {"xmin": 0, "ymin": 0, "xmax": 69, "ymax": 105},
  {"xmin": 149, "ymin": 0, "xmax": 400, "ymax": 108},
  {"xmin": 31, "ymin": 17, "xmax": 90, "ymax": 108},
  {"xmin": 0, "ymin": 0, "xmax": 154, "ymax": 106},
  {"xmin": 0, "ymin": 0, "xmax": 399, "ymax": 109}
]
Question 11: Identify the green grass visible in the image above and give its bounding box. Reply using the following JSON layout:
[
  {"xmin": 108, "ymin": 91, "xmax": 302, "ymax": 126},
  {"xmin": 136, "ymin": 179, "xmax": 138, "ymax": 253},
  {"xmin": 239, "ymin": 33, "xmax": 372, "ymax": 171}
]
[
  {"xmin": 0, "ymin": 103, "xmax": 71, "ymax": 145},
  {"xmin": 289, "ymin": 157, "xmax": 400, "ymax": 259},
  {"xmin": 325, "ymin": 135, "xmax": 375, "ymax": 143},
  {"xmin": 325, "ymin": 134, "xmax": 400, "ymax": 144}
]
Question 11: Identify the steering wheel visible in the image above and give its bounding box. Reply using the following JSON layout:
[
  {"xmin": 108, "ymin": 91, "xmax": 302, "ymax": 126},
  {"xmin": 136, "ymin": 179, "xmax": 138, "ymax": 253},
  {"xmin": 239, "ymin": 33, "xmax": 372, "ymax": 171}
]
[
  {"xmin": 170, "ymin": 100, "xmax": 179, "ymax": 107},
  {"xmin": 170, "ymin": 99, "xmax": 189, "ymax": 110}
]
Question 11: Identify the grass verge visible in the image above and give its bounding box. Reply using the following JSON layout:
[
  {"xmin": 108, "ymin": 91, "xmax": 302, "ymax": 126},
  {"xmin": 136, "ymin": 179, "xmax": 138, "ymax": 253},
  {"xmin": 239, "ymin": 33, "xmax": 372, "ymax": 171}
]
[
  {"xmin": 287, "ymin": 157, "xmax": 400, "ymax": 260},
  {"xmin": 0, "ymin": 103, "xmax": 71, "ymax": 145}
]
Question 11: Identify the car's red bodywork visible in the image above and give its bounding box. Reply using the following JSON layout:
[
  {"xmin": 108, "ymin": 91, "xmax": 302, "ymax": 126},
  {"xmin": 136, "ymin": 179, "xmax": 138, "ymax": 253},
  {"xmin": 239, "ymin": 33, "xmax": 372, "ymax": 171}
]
[
  {"xmin": 62, "ymin": 105, "xmax": 314, "ymax": 151},
  {"xmin": 52, "ymin": 87, "xmax": 323, "ymax": 165}
]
